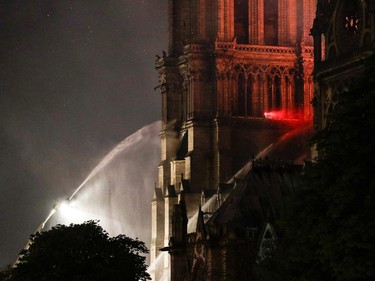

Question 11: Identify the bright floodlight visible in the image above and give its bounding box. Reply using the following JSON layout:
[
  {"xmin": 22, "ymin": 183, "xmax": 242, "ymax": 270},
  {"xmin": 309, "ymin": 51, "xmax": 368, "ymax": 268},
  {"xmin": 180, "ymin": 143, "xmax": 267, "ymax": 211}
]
[{"xmin": 56, "ymin": 200, "xmax": 89, "ymax": 224}]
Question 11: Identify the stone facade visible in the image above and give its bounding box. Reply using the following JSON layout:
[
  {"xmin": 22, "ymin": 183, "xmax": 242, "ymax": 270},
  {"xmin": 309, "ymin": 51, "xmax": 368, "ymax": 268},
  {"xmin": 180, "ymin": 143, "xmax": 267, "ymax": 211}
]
[
  {"xmin": 311, "ymin": 0, "xmax": 375, "ymax": 132},
  {"xmin": 151, "ymin": 1, "xmax": 317, "ymax": 280}
]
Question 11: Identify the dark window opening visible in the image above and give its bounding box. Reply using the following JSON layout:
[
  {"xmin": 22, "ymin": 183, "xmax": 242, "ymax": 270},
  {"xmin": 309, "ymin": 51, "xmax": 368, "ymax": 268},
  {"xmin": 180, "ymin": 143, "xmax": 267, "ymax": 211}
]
[
  {"xmin": 234, "ymin": 0, "xmax": 249, "ymax": 44},
  {"xmin": 295, "ymin": 76, "xmax": 304, "ymax": 108},
  {"xmin": 264, "ymin": 0, "xmax": 278, "ymax": 45}
]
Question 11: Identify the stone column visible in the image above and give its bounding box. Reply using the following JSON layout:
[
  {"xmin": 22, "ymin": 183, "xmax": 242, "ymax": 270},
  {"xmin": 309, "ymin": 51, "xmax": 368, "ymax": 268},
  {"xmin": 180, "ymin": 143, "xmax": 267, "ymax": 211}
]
[
  {"xmin": 219, "ymin": 0, "xmax": 234, "ymax": 41},
  {"xmin": 252, "ymin": 75, "xmax": 259, "ymax": 117},
  {"xmin": 261, "ymin": 74, "xmax": 269, "ymax": 112},
  {"xmin": 249, "ymin": 0, "xmax": 264, "ymax": 45},
  {"xmin": 278, "ymin": 0, "xmax": 288, "ymax": 45},
  {"xmin": 244, "ymin": 77, "xmax": 248, "ymax": 117},
  {"xmin": 256, "ymin": 75, "xmax": 263, "ymax": 116},
  {"xmin": 281, "ymin": 75, "xmax": 287, "ymax": 111},
  {"xmin": 216, "ymin": 74, "xmax": 223, "ymax": 116},
  {"xmin": 150, "ymin": 189, "xmax": 165, "ymax": 281},
  {"xmin": 231, "ymin": 75, "xmax": 236, "ymax": 116},
  {"xmin": 188, "ymin": 77, "xmax": 194, "ymax": 119},
  {"xmin": 224, "ymin": 74, "xmax": 230, "ymax": 116},
  {"xmin": 258, "ymin": 0, "xmax": 265, "ymax": 45},
  {"xmin": 304, "ymin": 77, "xmax": 314, "ymax": 120},
  {"xmin": 289, "ymin": 76, "xmax": 296, "ymax": 114},
  {"xmin": 288, "ymin": 0, "xmax": 298, "ymax": 45},
  {"xmin": 271, "ymin": 77, "xmax": 276, "ymax": 109}
]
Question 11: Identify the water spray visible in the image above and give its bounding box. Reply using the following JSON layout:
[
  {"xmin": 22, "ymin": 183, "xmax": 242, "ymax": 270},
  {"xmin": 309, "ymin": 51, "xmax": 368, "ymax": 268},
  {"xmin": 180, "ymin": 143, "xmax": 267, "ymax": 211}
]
[
  {"xmin": 13, "ymin": 159, "xmax": 112, "ymax": 267},
  {"xmin": 34, "ymin": 128, "xmax": 147, "ymax": 236},
  {"xmin": 13, "ymin": 123, "xmax": 159, "ymax": 267}
]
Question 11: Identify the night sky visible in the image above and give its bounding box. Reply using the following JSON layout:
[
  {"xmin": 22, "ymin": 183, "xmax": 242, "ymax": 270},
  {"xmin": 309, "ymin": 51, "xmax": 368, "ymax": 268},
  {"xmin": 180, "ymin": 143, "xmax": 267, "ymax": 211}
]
[{"xmin": 0, "ymin": 0, "xmax": 167, "ymax": 267}]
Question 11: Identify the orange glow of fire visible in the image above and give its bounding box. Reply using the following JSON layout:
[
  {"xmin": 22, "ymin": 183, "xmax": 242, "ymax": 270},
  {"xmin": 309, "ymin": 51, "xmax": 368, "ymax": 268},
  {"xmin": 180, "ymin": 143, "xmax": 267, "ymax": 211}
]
[{"xmin": 264, "ymin": 110, "xmax": 312, "ymax": 131}]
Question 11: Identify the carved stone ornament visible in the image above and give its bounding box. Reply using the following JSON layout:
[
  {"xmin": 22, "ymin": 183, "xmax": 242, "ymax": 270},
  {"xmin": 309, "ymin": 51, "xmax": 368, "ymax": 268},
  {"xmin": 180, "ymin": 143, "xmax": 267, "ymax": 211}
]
[{"xmin": 335, "ymin": 0, "xmax": 363, "ymax": 53}]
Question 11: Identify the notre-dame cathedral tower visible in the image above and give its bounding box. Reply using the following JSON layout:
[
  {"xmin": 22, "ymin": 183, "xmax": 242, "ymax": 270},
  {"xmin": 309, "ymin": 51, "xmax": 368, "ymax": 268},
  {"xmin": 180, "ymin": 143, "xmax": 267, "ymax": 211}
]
[{"xmin": 151, "ymin": 1, "xmax": 316, "ymax": 280}]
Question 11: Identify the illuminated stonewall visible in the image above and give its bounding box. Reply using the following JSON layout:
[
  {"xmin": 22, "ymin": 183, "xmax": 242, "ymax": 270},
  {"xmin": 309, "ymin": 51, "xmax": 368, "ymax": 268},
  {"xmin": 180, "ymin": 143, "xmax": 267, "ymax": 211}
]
[{"xmin": 151, "ymin": 1, "xmax": 317, "ymax": 280}]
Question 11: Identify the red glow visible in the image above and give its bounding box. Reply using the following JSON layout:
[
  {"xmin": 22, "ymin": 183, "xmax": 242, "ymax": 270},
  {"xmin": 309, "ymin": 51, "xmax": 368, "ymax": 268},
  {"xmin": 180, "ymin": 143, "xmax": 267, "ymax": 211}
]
[
  {"xmin": 264, "ymin": 110, "xmax": 306, "ymax": 121},
  {"xmin": 264, "ymin": 111, "xmax": 287, "ymax": 120}
]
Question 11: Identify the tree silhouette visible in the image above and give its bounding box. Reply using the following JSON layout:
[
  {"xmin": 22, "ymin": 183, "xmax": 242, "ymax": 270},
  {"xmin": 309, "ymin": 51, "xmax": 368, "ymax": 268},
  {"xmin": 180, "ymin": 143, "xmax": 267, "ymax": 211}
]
[
  {"xmin": 7, "ymin": 221, "xmax": 150, "ymax": 281},
  {"xmin": 256, "ymin": 56, "xmax": 375, "ymax": 281}
]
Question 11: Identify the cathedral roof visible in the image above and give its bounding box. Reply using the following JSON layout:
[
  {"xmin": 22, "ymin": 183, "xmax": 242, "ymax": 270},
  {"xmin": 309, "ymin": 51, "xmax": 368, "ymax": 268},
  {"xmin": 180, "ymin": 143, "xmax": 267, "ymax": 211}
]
[
  {"xmin": 205, "ymin": 160, "xmax": 302, "ymax": 238},
  {"xmin": 186, "ymin": 124, "xmax": 312, "ymax": 234},
  {"xmin": 187, "ymin": 184, "xmax": 234, "ymax": 233}
]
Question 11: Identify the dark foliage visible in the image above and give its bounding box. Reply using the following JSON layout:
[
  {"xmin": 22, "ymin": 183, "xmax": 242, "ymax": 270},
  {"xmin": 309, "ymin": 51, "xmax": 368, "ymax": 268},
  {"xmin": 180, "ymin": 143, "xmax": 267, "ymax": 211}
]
[
  {"xmin": 6, "ymin": 221, "xmax": 150, "ymax": 281},
  {"xmin": 256, "ymin": 56, "xmax": 375, "ymax": 281},
  {"xmin": 0, "ymin": 266, "xmax": 12, "ymax": 281}
]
